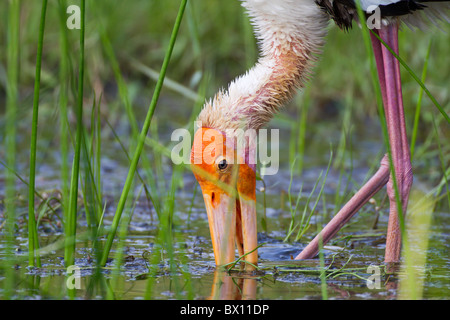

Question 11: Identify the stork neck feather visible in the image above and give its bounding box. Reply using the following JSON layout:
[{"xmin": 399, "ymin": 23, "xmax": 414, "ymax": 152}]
[{"xmin": 198, "ymin": 0, "xmax": 329, "ymax": 132}]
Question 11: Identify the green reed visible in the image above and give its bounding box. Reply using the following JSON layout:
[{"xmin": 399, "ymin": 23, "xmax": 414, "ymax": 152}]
[
  {"xmin": 58, "ymin": 0, "xmax": 71, "ymax": 236},
  {"xmin": 64, "ymin": 0, "xmax": 85, "ymax": 272},
  {"xmin": 28, "ymin": 0, "xmax": 48, "ymax": 268}
]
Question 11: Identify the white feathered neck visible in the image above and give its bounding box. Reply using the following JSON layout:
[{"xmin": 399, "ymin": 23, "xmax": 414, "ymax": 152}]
[{"xmin": 197, "ymin": 0, "xmax": 329, "ymax": 133}]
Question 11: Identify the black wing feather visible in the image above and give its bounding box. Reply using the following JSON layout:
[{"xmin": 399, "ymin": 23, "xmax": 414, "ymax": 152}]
[{"xmin": 316, "ymin": 0, "xmax": 440, "ymax": 29}]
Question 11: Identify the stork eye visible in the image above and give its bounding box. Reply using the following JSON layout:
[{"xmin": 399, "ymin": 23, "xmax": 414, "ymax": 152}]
[{"xmin": 217, "ymin": 159, "xmax": 228, "ymax": 171}]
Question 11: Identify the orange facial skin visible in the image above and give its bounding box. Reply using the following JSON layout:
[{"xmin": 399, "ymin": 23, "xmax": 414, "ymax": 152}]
[{"xmin": 190, "ymin": 128, "xmax": 257, "ymax": 269}]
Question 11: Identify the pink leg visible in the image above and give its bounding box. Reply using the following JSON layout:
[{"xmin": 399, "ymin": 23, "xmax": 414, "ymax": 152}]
[
  {"xmin": 295, "ymin": 23, "xmax": 412, "ymax": 263},
  {"xmin": 295, "ymin": 156, "xmax": 390, "ymax": 260},
  {"xmin": 371, "ymin": 23, "xmax": 412, "ymax": 263}
]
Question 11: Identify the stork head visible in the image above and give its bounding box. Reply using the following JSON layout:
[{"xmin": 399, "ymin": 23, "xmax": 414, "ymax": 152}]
[{"xmin": 190, "ymin": 127, "xmax": 258, "ymax": 269}]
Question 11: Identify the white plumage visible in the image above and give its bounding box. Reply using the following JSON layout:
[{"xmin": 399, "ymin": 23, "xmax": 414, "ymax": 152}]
[{"xmin": 198, "ymin": 0, "xmax": 328, "ymax": 133}]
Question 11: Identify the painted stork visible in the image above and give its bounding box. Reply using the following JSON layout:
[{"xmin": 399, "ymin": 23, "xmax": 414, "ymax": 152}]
[{"xmin": 190, "ymin": 0, "xmax": 449, "ymax": 269}]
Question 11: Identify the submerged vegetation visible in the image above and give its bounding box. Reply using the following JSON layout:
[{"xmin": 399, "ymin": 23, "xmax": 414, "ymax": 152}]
[{"xmin": 0, "ymin": 0, "xmax": 448, "ymax": 300}]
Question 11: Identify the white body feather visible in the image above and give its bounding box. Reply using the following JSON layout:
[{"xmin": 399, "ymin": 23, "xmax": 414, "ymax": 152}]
[{"xmin": 197, "ymin": 0, "xmax": 449, "ymax": 132}]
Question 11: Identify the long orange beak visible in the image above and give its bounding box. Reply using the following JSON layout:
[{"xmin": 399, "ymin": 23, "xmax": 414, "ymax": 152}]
[
  {"xmin": 200, "ymin": 186, "xmax": 257, "ymax": 269},
  {"xmin": 202, "ymin": 189, "xmax": 236, "ymax": 266},
  {"xmin": 191, "ymin": 128, "xmax": 258, "ymax": 270}
]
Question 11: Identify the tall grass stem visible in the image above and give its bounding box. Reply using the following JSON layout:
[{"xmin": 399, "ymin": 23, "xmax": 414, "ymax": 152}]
[
  {"xmin": 58, "ymin": 0, "xmax": 71, "ymax": 235},
  {"xmin": 64, "ymin": 0, "xmax": 85, "ymax": 272},
  {"xmin": 28, "ymin": 0, "xmax": 48, "ymax": 268}
]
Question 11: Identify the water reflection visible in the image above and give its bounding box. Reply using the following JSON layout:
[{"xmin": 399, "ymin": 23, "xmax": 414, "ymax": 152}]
[{"xmin": 209, "ymin": 270, "xmax": 257, "ymax": 300}]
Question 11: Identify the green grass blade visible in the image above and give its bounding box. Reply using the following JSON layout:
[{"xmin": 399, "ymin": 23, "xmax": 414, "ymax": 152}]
[
  {"xmin": 65, "ymin": 0, "xmax": 85, "ymax": 271},
  {"xmin": 58, "ymin": 0, "xmax": 71, "ymax": 230},
  {"xmin": 28, "ymin": 0, "xmax": 48, "ymax": 268}
]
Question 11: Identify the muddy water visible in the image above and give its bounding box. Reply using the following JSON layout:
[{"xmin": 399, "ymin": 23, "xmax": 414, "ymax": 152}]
[
  {"xmin": 0, "ymin": 112, "xmax": 449, "ymax": 300},
  {"xmin": 2, "ymin": 168, "xmax": 449, "ymax": 300}
]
